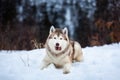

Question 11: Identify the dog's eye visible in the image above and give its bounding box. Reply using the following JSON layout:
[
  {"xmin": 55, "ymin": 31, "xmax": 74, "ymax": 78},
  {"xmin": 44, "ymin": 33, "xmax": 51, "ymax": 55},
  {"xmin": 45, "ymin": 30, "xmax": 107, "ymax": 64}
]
[
  {"xmin": 60, "ymin": 38, "xmax": 62, "ymax": 40},
  {"xmin": 54, "ymin": 37, "xmax": 56, "ymax": 39}
]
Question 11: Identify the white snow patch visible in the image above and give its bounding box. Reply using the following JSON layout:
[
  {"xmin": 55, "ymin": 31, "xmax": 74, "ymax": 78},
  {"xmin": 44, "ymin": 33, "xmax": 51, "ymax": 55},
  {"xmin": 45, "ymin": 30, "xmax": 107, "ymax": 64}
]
[{"xmin": 0, "ymin": 43, "xmax": 120, "ymax": 80}]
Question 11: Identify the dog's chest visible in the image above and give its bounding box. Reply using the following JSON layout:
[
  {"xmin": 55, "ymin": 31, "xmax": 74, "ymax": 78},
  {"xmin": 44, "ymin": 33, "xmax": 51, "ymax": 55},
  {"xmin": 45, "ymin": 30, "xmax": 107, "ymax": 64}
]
[
  {"xmin": 48, "ymin": 53, "xmax": 67, "ymax": 63},
  {"xmin": 52, "ymin": 56, "xmax": 70, "ymax": 67},
  {"xmin": 47, "ymin": 51, "xmax": 70, "ymax": 64}
]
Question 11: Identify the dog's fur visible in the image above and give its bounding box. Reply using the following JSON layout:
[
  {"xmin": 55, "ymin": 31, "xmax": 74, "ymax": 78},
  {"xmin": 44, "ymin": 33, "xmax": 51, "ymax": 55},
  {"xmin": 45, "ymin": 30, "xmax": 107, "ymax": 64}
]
[{"xmin": 40, "ymin": 26, "xmax": 83, "ymax": 74}]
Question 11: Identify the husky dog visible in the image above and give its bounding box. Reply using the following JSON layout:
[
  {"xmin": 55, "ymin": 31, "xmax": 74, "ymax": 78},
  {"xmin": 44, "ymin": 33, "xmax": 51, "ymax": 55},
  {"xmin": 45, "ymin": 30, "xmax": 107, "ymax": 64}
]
[{"xmin": 40, "ymin": 26, "xmax": 83, "ymax": 74}]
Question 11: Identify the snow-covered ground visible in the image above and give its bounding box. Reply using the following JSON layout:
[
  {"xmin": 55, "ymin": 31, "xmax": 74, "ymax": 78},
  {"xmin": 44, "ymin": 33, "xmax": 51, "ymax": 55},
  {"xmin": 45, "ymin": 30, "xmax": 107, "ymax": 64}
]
[{"xmin": 0, "ymin": 43, "xmax": 120, "ymax": 80}]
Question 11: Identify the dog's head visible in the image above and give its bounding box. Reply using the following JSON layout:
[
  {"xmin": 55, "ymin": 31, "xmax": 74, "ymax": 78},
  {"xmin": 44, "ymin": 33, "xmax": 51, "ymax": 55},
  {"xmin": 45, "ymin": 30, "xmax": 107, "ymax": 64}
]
[{"xmin": 46, "ymin": 26, "xmax": 69, "ymax": 53}]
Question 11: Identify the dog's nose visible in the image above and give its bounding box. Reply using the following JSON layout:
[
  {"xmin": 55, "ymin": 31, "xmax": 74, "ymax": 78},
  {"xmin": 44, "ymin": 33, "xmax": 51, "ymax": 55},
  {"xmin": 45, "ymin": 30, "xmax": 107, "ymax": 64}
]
[{"xmin": 56, "ymin": 43, "xmax": 59, "ymax": 46}]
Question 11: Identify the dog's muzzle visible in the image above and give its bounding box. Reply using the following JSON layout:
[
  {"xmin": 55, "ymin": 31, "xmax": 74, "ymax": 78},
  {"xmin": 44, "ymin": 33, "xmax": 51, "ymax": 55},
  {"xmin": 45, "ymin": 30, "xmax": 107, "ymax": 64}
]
[
  {"xmin": 55, "ymin": 43, "xmax": 61, "ymax": 51},
  {"xmin": 55, "ymin": 46, "xmax": 61, "ymax": 50}
]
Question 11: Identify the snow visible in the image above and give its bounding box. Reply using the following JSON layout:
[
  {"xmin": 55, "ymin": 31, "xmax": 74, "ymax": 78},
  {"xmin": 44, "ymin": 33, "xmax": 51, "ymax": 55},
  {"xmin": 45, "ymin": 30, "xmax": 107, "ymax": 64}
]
[{"xmin": 0, "ymin": 43, "xmax": 120, "ymax": 80}]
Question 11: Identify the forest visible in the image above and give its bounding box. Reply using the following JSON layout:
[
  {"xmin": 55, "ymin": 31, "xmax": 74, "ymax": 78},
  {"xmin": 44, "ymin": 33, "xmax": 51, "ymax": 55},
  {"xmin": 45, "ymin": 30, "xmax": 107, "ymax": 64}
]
[{"xmin": 0, "ymin": 0, "xmax": 120, "ymax": 50}]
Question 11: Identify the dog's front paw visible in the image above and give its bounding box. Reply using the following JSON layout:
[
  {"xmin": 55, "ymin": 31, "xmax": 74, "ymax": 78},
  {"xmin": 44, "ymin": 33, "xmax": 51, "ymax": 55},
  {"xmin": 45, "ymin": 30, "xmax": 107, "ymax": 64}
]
[
  {"xmin": 40, "ymin": 62, "xmax": 47, "ymax": 70},
  {"xmin": 63, "ymin": 70, "xmax": 70, "ymax": 74},
  {"xmin": 40, "ymin": 65, "xmax": 45, "ymax": 70},
  {"xmin": 40, "ymin": 61, "xmax": 51, "ymax": 70},
  {"xmin": 63, "ymin": 63, "xmax": 71, "ymax": 74},
  {"xmin": 40, "ymin": 66, "xmax": 44, "ymax": 70}
]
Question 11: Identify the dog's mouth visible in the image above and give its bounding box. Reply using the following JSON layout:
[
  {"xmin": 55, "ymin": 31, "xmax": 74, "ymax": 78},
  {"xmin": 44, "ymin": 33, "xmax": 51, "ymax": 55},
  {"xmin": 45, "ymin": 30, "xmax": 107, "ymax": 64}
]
[{"xmin": 55, "ymin": 46, "xmax": 62, "ymax": 51}]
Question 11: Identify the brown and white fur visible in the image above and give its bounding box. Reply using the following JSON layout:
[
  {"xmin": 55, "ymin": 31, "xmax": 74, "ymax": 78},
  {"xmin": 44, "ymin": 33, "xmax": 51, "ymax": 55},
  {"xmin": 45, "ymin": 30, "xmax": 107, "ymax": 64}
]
[{"xmin": 40, "ymin": 26, "xmax": 83, "ymax": 74}]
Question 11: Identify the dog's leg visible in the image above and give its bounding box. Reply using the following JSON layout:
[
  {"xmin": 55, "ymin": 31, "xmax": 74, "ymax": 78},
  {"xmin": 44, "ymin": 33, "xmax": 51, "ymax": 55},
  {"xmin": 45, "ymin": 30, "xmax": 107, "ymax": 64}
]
[
  {"xmin": 75, "ymin": 54, "xmax": 83, "ymax": 62},
  {"xmin": 73, "ymin": 42, "xmax": 83, "ymax": 62},
  {"xmin": 40, "ymin": 55, "xmax": 51, "ymax": 70},
  {"xmin": 40, "ymin": 60, "xmax": 51, "ymax": 70},
  {"xmin": 63, "ymin": 63, "xmax": 71, "ymax": 74}
]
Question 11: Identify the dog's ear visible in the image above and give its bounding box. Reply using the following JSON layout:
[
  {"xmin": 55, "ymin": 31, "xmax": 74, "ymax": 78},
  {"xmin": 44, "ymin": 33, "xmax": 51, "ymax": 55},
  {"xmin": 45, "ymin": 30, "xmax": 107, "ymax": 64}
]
[
  {"xmin": 50, "ymin": 25, "xmax": 55, "ymax": 34},
  {"xmin": 62, "ymin": 27, "xmax": 68, "ymax": 36}
]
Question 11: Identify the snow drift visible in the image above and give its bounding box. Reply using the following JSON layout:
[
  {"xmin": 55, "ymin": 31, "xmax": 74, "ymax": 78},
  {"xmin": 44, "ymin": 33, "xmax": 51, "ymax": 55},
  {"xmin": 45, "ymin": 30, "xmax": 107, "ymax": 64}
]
[{"xmin": 0, "ymin": 43, "xmax": 120, "ymax": 80}]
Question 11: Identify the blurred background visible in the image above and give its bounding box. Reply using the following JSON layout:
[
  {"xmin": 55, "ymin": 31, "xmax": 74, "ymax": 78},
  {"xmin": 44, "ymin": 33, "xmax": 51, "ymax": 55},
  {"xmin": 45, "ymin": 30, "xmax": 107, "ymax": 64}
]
[{"xmin": 0, "ymin": 0, "xmax": 120, "ymax": 50}]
